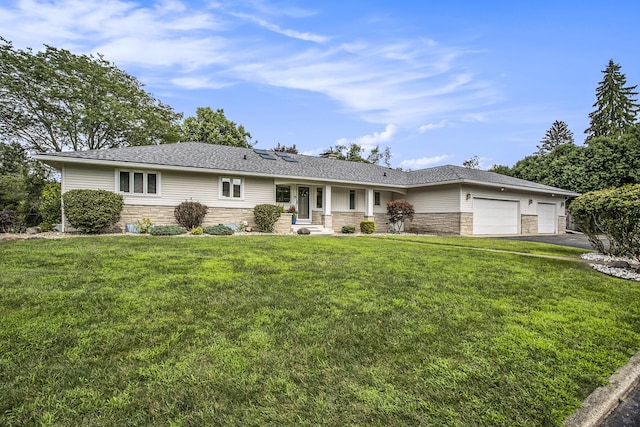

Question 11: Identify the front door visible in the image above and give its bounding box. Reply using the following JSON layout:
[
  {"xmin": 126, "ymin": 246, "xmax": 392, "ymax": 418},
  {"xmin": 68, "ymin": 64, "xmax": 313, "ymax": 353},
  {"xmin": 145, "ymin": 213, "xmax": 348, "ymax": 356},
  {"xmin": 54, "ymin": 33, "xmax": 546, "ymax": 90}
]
[{"xmin": 297, "ymin": 186, "xmax": 310, "ymax": 221}]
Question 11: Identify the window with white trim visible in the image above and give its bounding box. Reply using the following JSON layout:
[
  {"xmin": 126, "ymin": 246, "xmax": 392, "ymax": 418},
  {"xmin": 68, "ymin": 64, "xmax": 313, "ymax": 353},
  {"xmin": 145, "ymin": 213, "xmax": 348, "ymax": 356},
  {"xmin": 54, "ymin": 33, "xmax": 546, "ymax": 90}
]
[
  {"xmin": 118, "ymin": 170, "xmax": 158, "ymax": 195},
  {"xmin": 374, "ymin": 191, "xmax": 381, "ymax": 206},
  {"xmin": 349, "ymin": 190, "xmax": 356, "ymax": 210},
  {"xmin": 276, "ymin": 185, "xmax": 291, "ymax": 203},
  {"xmin": 220, "ymin": 177, "xmax": 243, "ymax": 199}
]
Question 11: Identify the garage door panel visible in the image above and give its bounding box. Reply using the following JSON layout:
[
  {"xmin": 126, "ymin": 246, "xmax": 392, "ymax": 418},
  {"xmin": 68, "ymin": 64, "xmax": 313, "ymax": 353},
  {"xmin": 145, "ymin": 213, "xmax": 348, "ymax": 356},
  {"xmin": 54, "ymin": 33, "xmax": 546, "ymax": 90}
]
[
  {"xmin": 538, "ymin": 203, "xmax": 556, "ymax": 234},
  {"xmin": 473, "ymin": 198, "xmax": 518, "ymax": 235}
]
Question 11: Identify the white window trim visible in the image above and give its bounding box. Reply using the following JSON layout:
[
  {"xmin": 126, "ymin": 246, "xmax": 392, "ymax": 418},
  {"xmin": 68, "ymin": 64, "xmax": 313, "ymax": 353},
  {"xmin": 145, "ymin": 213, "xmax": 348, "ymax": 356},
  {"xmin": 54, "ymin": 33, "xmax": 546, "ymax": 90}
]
[
  {"xmin": 116, "ymin": 170, "xmax": 161, "ymax": 196},
  {"xmin": 219, "ymin": 176, "xmax": 244, "ymax": 200}
]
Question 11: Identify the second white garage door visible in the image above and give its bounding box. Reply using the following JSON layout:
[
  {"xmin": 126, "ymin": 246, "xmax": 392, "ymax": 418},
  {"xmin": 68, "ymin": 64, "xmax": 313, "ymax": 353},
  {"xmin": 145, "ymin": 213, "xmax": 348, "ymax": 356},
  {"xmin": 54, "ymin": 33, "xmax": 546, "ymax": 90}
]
[
  {"xmin": 537, "ymin": 203, "xmax": 557, "ymax": 234},
  {"xmin": 473, "ymin": 198, "xmax": 519, "ymax": 235}
]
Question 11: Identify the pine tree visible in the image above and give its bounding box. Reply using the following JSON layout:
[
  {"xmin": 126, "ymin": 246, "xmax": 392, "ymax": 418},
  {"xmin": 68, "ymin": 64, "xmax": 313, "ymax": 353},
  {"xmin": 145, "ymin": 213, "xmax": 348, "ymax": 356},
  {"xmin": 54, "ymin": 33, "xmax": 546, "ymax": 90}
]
[
  {"xmin": 536, "ymin": 120, "xmax": 574, "ymax": 155},
  {"xmin": 585, "ymin": 59, "xmax": 639, "ymax": 142}
]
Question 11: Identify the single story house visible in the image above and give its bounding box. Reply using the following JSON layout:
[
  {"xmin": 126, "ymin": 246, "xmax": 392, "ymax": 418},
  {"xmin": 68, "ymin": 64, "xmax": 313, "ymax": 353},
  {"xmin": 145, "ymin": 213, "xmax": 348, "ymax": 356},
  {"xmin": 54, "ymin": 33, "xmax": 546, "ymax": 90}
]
[{"xmin": 35, "ymin": 142, "xmax": 578, "ymax": 235}]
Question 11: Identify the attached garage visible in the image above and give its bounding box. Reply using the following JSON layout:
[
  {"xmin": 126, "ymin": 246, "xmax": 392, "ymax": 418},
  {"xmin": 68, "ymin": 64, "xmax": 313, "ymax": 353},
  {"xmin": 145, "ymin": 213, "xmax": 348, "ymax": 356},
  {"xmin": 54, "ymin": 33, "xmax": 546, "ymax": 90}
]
[
  {"xmin": 537, "ymin": 203, "xmax": 557, "ymax": 234},
  {"xmin": 473, "ymin": 198, "xmax": 519, "ymax": 235}
]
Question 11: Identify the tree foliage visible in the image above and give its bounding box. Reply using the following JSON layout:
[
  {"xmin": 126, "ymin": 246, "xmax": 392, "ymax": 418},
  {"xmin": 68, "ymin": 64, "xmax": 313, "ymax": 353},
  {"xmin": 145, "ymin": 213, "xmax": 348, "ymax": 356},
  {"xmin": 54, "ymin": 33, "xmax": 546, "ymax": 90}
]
[
  {"xmin": 387, "ymin": 199, "xmax": 415, "ymax": 233},
  {"xmin": 537, "ymin": 120, "xmax": 574, "ymax": 155},
  {"xmin": 0, "ymin": 38, "xmax": 183, "ymax": 152},
  {"xmin": 462, "ymin": 155, "xmax": 480, "ymax": 169},
  {"xmin": 182, "ymin": 107, "xmax": 254, "ymax": 148},
  {"xmin": 585, "ymin": 59, "xmax": 639, "ymax": 142},
  {"xmin": 569, "ymin": 185, "xmax": 640, "ymax": 259},
  {"xmin": 272, "ymin": 143, "xmax": 298, "ymax": 154},
  {"xmin": 322, "ymin": 143, "xmax": 392, "ymax": 166},
  {"xmin": 0, "ymin": 141, "xmax": 50, "ymax": 228}
]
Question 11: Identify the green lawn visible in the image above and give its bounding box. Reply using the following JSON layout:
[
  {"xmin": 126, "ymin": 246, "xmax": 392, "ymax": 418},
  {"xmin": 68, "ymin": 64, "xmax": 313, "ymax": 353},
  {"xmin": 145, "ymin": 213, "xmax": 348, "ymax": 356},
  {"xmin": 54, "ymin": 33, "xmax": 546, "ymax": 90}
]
[{"xmin": 1, "ymin": 235, "xmax": 639, "ymax": 426}]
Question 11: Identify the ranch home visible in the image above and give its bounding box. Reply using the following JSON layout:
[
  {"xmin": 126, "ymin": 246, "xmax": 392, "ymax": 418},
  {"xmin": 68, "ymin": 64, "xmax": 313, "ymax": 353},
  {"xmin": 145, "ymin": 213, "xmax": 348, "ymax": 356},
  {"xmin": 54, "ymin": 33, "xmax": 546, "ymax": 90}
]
[{"xmin": 35, "ymin": 142, "xmax": 578, "ymax": 235}]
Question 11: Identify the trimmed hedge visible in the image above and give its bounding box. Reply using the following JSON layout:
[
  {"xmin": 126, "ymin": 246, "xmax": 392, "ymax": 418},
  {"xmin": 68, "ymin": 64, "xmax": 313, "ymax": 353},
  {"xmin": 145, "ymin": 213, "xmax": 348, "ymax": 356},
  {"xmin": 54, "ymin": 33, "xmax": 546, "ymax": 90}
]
[
  {"xmin": 569, "ymin": 184, "xmax": 640, "ymax": 259},
  {"xmin": 253, "ymin": 204, "xmax": 282, "ymax": 233},
  {"xmin": 341, "ymin": 225, "xmax": 356, "ymax": 234},
  {"xmin": 360, "ymin": 220, "xmax": 376, "ymax": 234},
  {"xmin": 149, "ymin": 225, "xmax": 187, "ymax": 236},
  {"xmin": 204, "ymin": 225, "xmax": 235, "ymax": 236},
  {"xmin": 62, "ymin": 190, "xmax": 123, "ymax": 233}
]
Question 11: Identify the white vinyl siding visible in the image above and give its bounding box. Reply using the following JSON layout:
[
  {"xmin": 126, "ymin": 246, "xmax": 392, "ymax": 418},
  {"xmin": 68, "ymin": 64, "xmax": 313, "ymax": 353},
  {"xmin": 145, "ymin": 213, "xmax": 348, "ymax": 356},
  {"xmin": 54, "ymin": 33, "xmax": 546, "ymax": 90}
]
[
  {"xmin": 473, "ymin": 198, "xmax": 519, "ymax": 235},
  {"xmin": 538, "ymin": 203, "xmax": 557, "ymax": 233},
  {"xmin": 63, "ymin": 164, "xmax": 114, "ymax": 192},
  {"xmin": 332, "ymin": 187, "xmax": 365, "ymax": 211},
  {"xmin": 406, "ymin": 185, "xmax": 460, "ymax": 213}
]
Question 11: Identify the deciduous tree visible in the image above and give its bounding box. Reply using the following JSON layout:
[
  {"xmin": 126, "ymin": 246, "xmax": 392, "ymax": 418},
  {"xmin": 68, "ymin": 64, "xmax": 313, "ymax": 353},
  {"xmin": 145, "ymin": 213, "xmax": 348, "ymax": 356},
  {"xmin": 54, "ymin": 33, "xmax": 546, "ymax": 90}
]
[
  {"xmin": 182, "ymin": 107, "xmax": 254, "ymax": 148},
  {"xmin": 0, "ymin": 38, "xmax": 183, "ymax": 152}
]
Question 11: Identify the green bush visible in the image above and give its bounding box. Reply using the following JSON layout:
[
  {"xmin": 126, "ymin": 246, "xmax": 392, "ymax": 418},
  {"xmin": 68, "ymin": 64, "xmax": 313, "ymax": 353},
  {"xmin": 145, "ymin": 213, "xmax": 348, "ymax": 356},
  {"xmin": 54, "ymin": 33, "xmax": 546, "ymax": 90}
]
[
  {"xmin": 149, "ymin": 225, "xmax": 187, "ymax": 236},
  {"xmin": 204, "ymin": 224, "xmax": 235, "ymax": 236},
  {"xmin": 0, "ymin": 210, "xmax": 16, "ymax": 233},
  {"xmin": 174, "ymin": 201, "xmax": 208, "ymax": 229},
  {"xmin": 360, "ymin": 220, "xmax": 376, "ymax": 234},
  {"xmin": 136, "ymin": 217, "xmax": 154, "ymax": 234},
  {"xmin": 569, "ymin": 184, "xmax": 640, "ymax": 259},
  {"xmin": 39, "ymin": 182, "xmax": 61, "ymax": 226},
  {"xmin": 253, "ymin": 204, "xmax": 282, "ymax": 233},
  {"xmin": 191, "ymin": 226, "xmax": 204, "ymax": 235},
  {"xmin": 341, "ymin": 225, "xmax": 356, "ymax": 234},
  {"xmin": 62, "ymin": 190, "xmax": 123, "ymax": 233}
]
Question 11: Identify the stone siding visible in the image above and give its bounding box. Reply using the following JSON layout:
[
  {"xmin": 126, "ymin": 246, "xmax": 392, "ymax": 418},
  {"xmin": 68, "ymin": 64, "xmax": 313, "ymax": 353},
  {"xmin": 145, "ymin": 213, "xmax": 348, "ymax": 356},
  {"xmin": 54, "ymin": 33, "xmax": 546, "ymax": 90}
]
[
  {"xmin": 406, "ymin": 212, "xmax": 472, "ymax": 235},
  {"xmin": 118, "ymin": 205, "xmax": 258, "ymax": 230},
  {"xmin": 331, "ymin": 212, "xmax": 367, "ymax": 232},
  {"xmin": 557, "ymin": 216, "xmax": 567, "ymax": 234},
  {"xmin": 521, "ymin": 214, "xmax": 538, "ymax": 235}
]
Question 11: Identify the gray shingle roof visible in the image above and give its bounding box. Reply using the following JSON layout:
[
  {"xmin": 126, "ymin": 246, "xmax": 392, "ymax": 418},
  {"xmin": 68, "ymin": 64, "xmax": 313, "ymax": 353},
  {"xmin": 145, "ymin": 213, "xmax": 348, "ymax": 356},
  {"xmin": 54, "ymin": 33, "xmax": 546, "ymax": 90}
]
[{"xmin": 36, "ymin": 142, "xmax": 578, "ymax": 195}]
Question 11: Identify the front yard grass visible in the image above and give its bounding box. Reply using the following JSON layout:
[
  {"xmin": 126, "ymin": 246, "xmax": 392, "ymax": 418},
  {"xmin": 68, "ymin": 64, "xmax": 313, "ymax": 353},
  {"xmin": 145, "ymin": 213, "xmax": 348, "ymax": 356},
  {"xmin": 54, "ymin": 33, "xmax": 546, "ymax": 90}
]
[{"xmin": 1, "ymin": 235, "xmax": 639, "ymax": 426}]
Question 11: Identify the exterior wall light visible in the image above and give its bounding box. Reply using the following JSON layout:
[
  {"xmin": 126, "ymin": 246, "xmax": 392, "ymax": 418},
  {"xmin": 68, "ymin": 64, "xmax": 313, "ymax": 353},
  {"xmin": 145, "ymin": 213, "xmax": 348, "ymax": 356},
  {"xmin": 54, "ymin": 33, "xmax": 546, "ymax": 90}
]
[
  {"xmin": 466, "ymin": 193, "xmax": 471, "ymax": 200},
  {"xmin": 528, "ymin": 199, "xmax": 533, "ymax": 205}
]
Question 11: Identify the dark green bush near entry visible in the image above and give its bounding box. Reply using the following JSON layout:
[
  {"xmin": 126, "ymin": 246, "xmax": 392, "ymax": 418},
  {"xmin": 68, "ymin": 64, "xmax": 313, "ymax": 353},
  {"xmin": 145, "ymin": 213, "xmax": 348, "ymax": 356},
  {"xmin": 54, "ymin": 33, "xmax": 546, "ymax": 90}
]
[
  {"xmin": 341, "ymin": 225, "xmax": 356, "ymax": 234},
  {"xmin": 569, "ymin": 184, "xmax": 640, "ymax": 259},
  {"xmin": 149, "ymin": 225, "xmax": 187, "ymax": 236},
  {"xmin": 360, "ymin": 220, "xmax": 376, "ymax": 234},
  {"xmin": 174, "ymin": 201, "xmax": 208, "ymax": 229},
  {"xmin": 253, "ymin": 204, "xmax": 282, "ymax": 233},
  {"xmin": 0, "ymin": 210, "xmax": 16, "ymax": 232},
  {"xmin": 204, "ymin": 225, "xmax": 235, "ymax": 235},
  {"xmin": 62, "ymin": 190, "xmax": 123, "ymax": 233}
]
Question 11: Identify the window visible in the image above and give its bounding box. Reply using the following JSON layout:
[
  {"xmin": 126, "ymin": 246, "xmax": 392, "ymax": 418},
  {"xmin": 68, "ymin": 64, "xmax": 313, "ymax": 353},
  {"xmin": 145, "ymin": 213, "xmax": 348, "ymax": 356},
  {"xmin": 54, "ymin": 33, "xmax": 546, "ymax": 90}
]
[
  {"xmin": 276, "ymin": 185, "xmax": 291, "ymax": 203},
  {"xmin": 374, "ymin": 191, "xmax": 381, "ymax": 206},
  {"xmin": 349, "ymin": 190, "xmax": 356, "ymax": 210},
  {"xmin": 221, "ymin": 177, "xmax": 243, "ymax": 199},
  {"xmin": 118, "ymin": 171, "xmax": 158, "ymax": 195},
  {"xmin": 316, "ymin": 188, "xmax": 323, "ymax": 209}
]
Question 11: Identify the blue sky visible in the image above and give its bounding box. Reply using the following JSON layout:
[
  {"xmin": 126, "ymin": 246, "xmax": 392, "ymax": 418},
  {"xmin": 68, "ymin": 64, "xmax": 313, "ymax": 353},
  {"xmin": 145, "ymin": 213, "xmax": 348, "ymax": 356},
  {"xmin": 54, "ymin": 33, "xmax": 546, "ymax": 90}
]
[{"xmin": 2, "ymin": 0, "xmax": 639, "ymax": 169}]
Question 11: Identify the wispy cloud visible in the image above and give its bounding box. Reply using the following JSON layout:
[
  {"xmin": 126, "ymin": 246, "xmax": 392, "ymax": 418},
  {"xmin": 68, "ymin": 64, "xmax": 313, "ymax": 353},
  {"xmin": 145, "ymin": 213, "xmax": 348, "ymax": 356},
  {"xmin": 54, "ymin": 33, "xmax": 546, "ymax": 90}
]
[
  {"xmin": 229, "ymin": 12, "xmax": 328, "ymax": 43},
  {"xmin": 419, "ymin": 120, "xmax": 448, "ymax": 133},
  {"xmin": 398, "ymin": 155, "xmax": 452, "ymax": 170}
]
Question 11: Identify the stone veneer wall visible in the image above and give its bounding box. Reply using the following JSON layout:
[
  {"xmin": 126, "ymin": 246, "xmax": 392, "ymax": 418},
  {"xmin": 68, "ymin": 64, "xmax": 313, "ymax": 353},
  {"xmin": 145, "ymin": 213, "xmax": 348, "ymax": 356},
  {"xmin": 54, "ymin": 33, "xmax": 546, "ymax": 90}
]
[
  {"xmin": 406, "ymin": 212, "xmax": 473, "ymax": 236},
  {"xmin": 117, "ymin": 205, "xmax": 258, "ymax": 230},
  {"xmin": 521, "ymin": 214, "xmax": 538, "ymax": 235},
  {"xmin": 331, "ymin": 212, "xmax": 367, "ymax": 232},
  {"xmin": 557, "ymin": 216, "xmax": 567, "ymax": 234}
]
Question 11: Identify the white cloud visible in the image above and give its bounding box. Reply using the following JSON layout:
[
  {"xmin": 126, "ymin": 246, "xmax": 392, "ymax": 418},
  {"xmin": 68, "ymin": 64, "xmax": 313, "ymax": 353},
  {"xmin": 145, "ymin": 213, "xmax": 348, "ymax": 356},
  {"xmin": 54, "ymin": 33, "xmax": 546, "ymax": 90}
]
[
  {"xmin": 398, "ymin": 155, "xmax": 452, "ymax": 170},
  {"xmin": 335, "ymin": 124, "xmax": 397, "ymax": 149},
  {"xmin": 230, "ymin": 12, "xmax": 328, "ymax": 43},
  {"xmin": 419, "ymin": 120, "xmax": 448, "ymax": 133},
  {"xmin": 170, "ymin": 76, "xmax": 233, "ymax": 90}
]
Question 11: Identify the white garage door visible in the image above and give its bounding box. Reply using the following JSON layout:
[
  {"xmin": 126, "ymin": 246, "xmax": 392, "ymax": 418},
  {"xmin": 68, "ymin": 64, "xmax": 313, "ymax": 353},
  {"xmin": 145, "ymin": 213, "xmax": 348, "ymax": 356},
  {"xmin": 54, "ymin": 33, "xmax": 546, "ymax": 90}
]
[
  {"xmin": 538, "ymin": 203, "xmax": 557, "ymax": 234},
  {"xmin": 473, "ymin": 198, "xmax": 519, "ymax": 235}
]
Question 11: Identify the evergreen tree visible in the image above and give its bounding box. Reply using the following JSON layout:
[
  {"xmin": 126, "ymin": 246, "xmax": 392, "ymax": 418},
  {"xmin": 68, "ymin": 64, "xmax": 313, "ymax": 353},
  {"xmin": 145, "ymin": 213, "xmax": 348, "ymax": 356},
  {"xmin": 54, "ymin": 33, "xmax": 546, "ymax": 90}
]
[
  {"xmin": 536, "ymin": 120, "xmax": 574, "ymax": 155},
  {"xmin": 585, "ymin": 59, "xmax": 639, "ymax": 142}
]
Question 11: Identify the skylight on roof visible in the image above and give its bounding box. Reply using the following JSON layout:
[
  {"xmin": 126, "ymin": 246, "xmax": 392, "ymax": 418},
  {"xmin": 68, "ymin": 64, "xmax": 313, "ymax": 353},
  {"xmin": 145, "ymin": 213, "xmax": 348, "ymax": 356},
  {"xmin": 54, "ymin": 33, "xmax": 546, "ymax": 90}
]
[
  {"xmin": 258, "ymin": 153, "xmax": 276, "ymax": 160},
  {"xmin": 282, "ymin": 157, "xmax": 298, "ymax": 162},
  {"xmin": 253, "ymin": 149, "xmax": 269, "ymax": 155}
]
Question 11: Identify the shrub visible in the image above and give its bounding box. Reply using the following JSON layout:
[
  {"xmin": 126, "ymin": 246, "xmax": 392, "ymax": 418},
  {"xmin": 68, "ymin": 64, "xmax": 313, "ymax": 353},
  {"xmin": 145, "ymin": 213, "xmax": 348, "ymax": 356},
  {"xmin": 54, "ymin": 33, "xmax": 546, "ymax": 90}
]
[
  {"xmin": 204, "ymin": 224, "xmax": 235, "ymax": 236},
  {"xmin": 136, "ymin": 217, "xmax": 154, "ymax": 234},
  {"xmin": 569, "ymin": 184, "xmax": 640, "ymax": 260},
  {"xmin": 342, "ymin": 225, "xmax": 356, "ymax": 234},
  {"xmin": 253, "ymin": 204, "xmax": 282, "ymax": 233},
  {"xmin": 360, "ymin": 220, "xmax": 376, "ymax": 234},
  {"xmin": 191, "ymin": 226, "xmax": 204, "ymax": 235},
  {"xmin": 62, "ymin": 190, "xmax": 123, "ymax": 233},
  {"xmin": 149, "ymin": 225, "xmax": 187, "ymax": 236},
  {"xmin": 387, "ymin": 199, "xmax": 415, "ymax": 233},
  {"xmin": 39, "ymin": 182, "xmax": 61, "ymax": 226},
  {"xmin": 0, "ymin": 210, "xmax": 16, "ymax": 233},
  {"xmin": 174, "ymin": 201, "xmax": 208, "ymax": 229}
]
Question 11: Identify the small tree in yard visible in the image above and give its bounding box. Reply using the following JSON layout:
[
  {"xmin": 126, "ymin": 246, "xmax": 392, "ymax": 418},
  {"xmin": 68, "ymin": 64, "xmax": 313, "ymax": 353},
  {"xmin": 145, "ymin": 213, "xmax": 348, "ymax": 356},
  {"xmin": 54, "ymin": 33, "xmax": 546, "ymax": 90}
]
[
  {"xmin": 387, "ymin": 200, "xmax": 415, "ymax": 233},
  {"xmin": 174, "ymin": 201, "xmax": 208, "ymax": 229}
]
